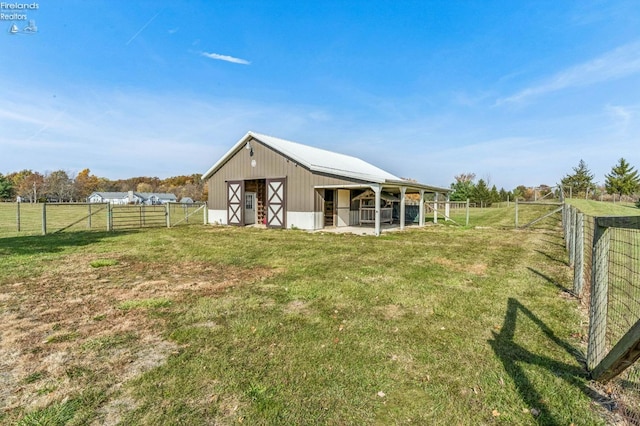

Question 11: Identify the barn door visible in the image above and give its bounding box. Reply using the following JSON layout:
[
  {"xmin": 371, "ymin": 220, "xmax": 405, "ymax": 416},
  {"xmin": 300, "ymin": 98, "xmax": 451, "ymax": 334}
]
[
  {"xmin": 227, "ymin": 180, "xmax": 244, "ymax": 226},
  {"xmin": 245, "ymin": 192, "xmax": 256, "ymax": 225},
  {"xmin": 337, "ymin": 189, "xmax": 350, "ymax": 227},
  {"xmin": 266, "ymin": 178, "xmax": 286, "ymax": 228}
]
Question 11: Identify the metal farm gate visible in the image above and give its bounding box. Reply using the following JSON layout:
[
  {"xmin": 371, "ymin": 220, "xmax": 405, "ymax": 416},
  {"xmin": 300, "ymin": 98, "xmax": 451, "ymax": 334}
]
[
  {"xmin": 110, "ymin": 205, "xmax": 167, "ymax": 230},
  {"xmin": 109, "ymin": 203, "xmax": 207, "ymax": 230},
  {"xmin": 167, "ymin": 202, "xmax": 207, "ymax": 227}
]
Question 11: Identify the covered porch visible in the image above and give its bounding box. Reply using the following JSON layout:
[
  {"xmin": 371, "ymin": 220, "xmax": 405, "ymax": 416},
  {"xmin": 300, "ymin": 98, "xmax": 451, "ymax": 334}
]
[{"xmin": 315, "ymin": 181, "xmax": 451, "ymax": 236}]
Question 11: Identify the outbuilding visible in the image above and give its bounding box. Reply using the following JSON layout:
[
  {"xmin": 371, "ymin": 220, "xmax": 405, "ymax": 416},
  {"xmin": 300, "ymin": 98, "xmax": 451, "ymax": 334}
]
[
  {"xmin": 88, "ymin": 191, "xmax": 178, "ymax": 205},
  {"xmin": 202, "ymin": 131, "xmax": 450, "ymax": 236}
]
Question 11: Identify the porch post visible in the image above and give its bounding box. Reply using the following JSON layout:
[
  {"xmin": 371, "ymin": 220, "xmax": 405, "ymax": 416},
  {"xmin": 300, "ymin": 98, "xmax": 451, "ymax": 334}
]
[
  {"xmin": 373, "ymin": 185, "xmax": 381, "ymax": 236},
  {"xmin": 434, "ymin": 192, "xmax": 439, "ymax": 224},
  {"xmin": 419, "ymin": 190, "xmax": 425, "ymax": 227},
  {"xmin": 400, "ymin": 187, "xmax": 406, "ymax": 230}
]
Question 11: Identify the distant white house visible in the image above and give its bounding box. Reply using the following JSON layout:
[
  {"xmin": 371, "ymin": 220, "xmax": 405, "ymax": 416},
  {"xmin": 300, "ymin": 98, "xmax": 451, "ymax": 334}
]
[{"xmin": 88, "ymin": 191, "xmax": 178, "ymax": 205}]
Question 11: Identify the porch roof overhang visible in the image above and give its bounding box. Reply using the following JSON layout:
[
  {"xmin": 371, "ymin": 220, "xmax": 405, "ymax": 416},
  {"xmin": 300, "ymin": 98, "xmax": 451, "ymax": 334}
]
[{"xmin": 314, "ymin": 180, "xmax": 450, "ymax": 194}]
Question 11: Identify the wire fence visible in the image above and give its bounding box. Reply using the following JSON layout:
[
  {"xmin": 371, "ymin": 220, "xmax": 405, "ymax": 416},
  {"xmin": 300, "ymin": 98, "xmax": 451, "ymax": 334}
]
[
  {"xmin": 0, "ymin": 202, "xmax": 207, "ymax": 237},
  {"xmin": 563, "ymin": 204, "xmax": 640, "ymax": 421}
]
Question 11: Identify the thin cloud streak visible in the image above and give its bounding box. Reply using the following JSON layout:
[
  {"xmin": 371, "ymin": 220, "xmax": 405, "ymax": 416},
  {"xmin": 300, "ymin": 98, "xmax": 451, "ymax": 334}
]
[
  {"xmin": 26, "ymin": 109, "xmax": 67, "ymax": 142},
  {"xmin": 201, "ymin": 52, "xmax": 250, "ymax": 65},
  {"xmin": 126, "ymin": 10, "xmax": 163, "ymax": 45},
  {"xmin": 498, "ymin": 41, "xmax": 640, "ymax": 105}
]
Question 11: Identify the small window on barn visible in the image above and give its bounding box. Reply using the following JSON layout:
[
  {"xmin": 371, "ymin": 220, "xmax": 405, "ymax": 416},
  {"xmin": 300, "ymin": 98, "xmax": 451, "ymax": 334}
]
[{"xmin": 245, "ymin": 194, "xmax": 254, "ymax": 210}]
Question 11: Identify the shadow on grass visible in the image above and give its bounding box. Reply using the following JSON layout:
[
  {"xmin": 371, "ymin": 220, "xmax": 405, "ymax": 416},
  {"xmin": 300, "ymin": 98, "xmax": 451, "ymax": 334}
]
[
  {"xmin": 0, "ymin": 230, "xmax": 136, "ymax": 256},
  {"xmin": 539, "ymin": 238, "xmax": 566, "ymax": 249},
  {"xmin": 489, "ymin": 298, "xmax": 616, "ymax": 425},
  {"xmin": 526, "ymin": 266, "xmax": 574, "ymax": 294},
  {"xmin": 533, "ymin": 248, "xmax": 569, "ymax": 266}
]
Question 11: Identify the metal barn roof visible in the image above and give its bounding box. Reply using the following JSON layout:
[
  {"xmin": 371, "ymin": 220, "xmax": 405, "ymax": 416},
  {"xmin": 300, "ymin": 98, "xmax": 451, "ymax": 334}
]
[
  {"xmin": 202, "ymin": 131, "xmax": 449, "ymax": 193},
  {"xmin": 247, "ymin": 132, "xmax": 400, "ymax": 183}
]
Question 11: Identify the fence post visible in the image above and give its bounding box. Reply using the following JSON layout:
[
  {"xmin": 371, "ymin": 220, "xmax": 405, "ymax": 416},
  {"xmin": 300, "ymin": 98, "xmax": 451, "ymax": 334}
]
[
  {"xmin": 573, "ymin": 212, "xmax": 585, "ymax": 296},
  {"xmin": 587, "ymin": 219, "xmax": 610, "ymax": 370},
  {"xmin": 465, "ymin": 199, "xmax": 470, "ymax": 227},
  {"xmin": 568, "ymin": 206, "xmax": 575, "ymax": 253},
  {"xmin": 16, "ymin": 202, "xmax": 20, "ymax": 232},
  {"xmin": 42, "ymin": 203, "xmax": 47, "ymax": 235},
  {"xmin": 88, "ymin": 203, "xmax": 92, "ymax": 229},
  {"xmin": 203, "ymin": 202, "xmax": 208, "ymax": 225},
  {"xmin": 561, "ymin": 203, "xmax": 566, "ymax": 240},
  {"xmin": 166, "ymin": 203, "xmax": 171, "ymax": 228},
  {"xmin": 445, "ymin": 194, "xmax": 450, "ymax": 222},
  {"xmin": 569, "ymin": 206, "xmax": 577, "ymax": 266},
  {"xmin": 564, "ymin": 205, "xmax": 569, "ymax": 247},
  {"xmin": 515, "ymin": 198, "xmax": 519, "ymax": 228},
  {"xmin": 107, "ymin": 203, "xmax": 112, "ymax": 231}
]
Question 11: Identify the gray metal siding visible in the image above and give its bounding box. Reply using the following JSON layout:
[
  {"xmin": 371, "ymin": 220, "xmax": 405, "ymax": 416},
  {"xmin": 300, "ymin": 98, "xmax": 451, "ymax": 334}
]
[{"xmin": 207, "ymin": 137, "xmax": 368, "ymax": 213}]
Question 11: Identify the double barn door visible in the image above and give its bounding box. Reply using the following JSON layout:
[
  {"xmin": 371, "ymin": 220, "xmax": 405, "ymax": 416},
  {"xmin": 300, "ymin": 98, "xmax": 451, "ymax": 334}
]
[{"xmin": 227, "ymin": 178, "xmax": 286, "ymax": 228}]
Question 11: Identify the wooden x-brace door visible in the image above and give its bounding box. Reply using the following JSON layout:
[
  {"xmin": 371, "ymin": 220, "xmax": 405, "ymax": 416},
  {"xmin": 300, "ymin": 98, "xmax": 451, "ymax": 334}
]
[
  {"xmin": 266, "ymin": 178, "xmax": 286, "ymax": 228},
  {"xmin": 227, "ymin": 180, "xmax": 244, "ymax": 226}
]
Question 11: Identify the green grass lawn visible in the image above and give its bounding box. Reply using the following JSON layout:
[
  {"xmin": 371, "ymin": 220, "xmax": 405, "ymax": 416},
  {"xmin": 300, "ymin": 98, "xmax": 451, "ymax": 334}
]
[
  {"xmin": 0, "ymin": 203, "xmax": 205, "ymax": 238},
  {"xmin": 0, "ymin": 203, "xmax": 109, "ymax": 236},
  {"xmin": 445, "ymin": 203, "xmax": 563, "ymax": 229},
  {"xmin": 0, "ymin": 218, "xmax": 613, "ymax": 424},
  {"xmin": 566, "ymin": 199, "xmax": 640, "ymax": 217}
]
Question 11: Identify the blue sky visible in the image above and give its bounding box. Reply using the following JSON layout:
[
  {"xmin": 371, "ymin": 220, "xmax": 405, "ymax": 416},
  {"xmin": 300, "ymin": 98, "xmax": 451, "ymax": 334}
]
[{"xmin": 2, "ymin": 1, "xmax": 640, "ymax": 190}]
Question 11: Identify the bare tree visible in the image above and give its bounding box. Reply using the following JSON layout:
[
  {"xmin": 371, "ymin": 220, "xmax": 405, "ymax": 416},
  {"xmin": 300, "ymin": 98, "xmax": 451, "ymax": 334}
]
[{"xmin": 44, "ymin": 170, "xmax": 74, "ymax": 202}]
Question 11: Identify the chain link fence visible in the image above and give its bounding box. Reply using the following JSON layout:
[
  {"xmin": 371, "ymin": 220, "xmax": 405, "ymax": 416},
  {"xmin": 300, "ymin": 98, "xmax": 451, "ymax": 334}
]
[
  {"xmin": 0, "ymin": 202, "xmax": 207, "ymax": 237},
  {"xmin": 564, "ymin": 204, "xmax": 640, "ymax": 421}
]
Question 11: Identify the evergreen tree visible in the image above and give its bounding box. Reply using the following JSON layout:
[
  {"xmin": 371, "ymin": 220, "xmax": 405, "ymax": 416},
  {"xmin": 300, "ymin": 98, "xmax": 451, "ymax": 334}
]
[
  {"xmin": 561, "ymin": 160, "xmax": 594, "ymax": 197},
  {"xmin": 490, "ymin": 185, "xmax": 500, "ymax": 203},
  {"xmin": 472, "ymin": 179, "xmax": 491, "ymax": 207},
  {"xmin": 604, "ymin": 158, "xmax": 640, "ymax": 197}
]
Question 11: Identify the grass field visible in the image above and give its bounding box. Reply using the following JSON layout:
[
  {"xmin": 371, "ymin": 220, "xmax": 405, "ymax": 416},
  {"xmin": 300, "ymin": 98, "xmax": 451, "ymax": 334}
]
[
  {"xmin": 566, "ymin": 199, "xmax": 640, "ymax": 217},
  {"xmin": 0, "ymin": 203, "xmax": 206, "ymax": 237},
  {"xmin": 0, "ymin": 203, "xmax": 110, "ymax": 236},
  {"xmin": 0, "ymin": 212, "xmax": 617, "ymax": 424},
  {"xmin": 445, "ymin": 202, "xmax": 564, "ymax": 229}
]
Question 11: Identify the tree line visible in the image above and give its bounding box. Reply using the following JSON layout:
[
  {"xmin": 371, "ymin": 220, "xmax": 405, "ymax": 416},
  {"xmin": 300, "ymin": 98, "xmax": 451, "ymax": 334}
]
[
  {"xmin": 560, "ymin": 158, "xmax": 640, "ymax": 205},
  {"xmin": 448, "ymin": 173, "xmax": 539, "ymax": 207},
  {"xmin": 0, "ymin": 169, "xmax": 207, "ymax": 202},
  {"xmin": 2, "ymin": 158, "xmax": 638, "ymax": 206},
  {"xmin": 449, "ymin": 157, "xmax": 640, "ymax": 207}
]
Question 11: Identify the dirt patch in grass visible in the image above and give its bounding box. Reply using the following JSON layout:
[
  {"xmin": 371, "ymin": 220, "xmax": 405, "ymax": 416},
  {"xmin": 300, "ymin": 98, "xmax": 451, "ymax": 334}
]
[
  {"xmin": 432, "ymin": 256, "xmax": 487, "ymax": 276},
  {"xmin": 467, "ymin": 263, "xmax": 487, "ymax": 276},
  {"xmin": 0, "ymin": 253, "xmax": 275, "ymax": 422},
  {"xmin": 283, "ymin": 300, "xmax": 311, "ymax": 316},
  {"xmin": 376, "ymin": 304, "xmax": 404, "ymax": 320}
]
